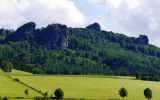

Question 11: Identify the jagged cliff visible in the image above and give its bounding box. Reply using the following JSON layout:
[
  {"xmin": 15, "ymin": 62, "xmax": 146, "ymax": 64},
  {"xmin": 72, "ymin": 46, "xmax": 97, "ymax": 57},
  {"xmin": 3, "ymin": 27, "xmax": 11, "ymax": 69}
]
[{"xmin": 0, "ymin": 22, "xmax": 149, "ymax": 49}]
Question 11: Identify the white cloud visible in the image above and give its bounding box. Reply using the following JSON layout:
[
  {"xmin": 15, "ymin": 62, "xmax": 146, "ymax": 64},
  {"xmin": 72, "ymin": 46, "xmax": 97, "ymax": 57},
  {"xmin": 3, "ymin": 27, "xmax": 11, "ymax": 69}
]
[
  {"xmin": 0, "ymin": 0, "xmax": 86, "ymax": 29},
  {"xmin": 87, "ymin": 0, "xmax": 104, "ymax": 6},
  {"xmin": 0, "ymin": 0, "xmax": 159, "ymax": 47},
  {"xmin": 149, "ymin": 17, "xmax": 159, "ymax": 31},
  {"xmin": 103, "ymin": 0, "xmax": 160, "ymax": 46}
]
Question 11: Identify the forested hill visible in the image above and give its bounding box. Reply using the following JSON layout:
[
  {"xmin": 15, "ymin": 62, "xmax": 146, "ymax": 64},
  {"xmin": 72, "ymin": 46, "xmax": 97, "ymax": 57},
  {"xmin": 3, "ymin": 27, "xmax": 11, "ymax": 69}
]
[{"xmin": 0, "ymin": 22, "xmax": 160, "ymax": 76}]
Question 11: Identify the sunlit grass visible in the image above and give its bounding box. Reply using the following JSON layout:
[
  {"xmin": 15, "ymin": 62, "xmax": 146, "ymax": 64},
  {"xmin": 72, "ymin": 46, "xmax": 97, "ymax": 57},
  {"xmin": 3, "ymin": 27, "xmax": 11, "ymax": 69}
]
[
  {"xmin": 12, "ymin": 75, "xmax": 160, "ymax": 100},
  {"xmin": 0, "ymin": 75, "xmax": 40, "ymax": 98},
  {"xmin": 0, "ymin": 69, "xmax": 33, "ymax": 75}
]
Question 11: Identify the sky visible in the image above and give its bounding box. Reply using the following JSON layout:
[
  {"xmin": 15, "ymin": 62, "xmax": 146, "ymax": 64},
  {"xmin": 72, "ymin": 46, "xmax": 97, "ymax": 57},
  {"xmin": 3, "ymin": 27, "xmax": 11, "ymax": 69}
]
[{"xmin": 0, "ymin": 0, "xmax": 159, "ymax": 47}]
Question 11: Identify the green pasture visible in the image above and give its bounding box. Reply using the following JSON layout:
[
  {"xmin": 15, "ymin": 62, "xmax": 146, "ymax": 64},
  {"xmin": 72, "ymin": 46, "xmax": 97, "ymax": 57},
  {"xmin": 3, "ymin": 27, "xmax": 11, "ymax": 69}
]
[
  {"xmin": 0, "ymin": 69, "xmax": 33, "ymax": 76},
  {"xmin": 0, "ymin": 75, "xmax": 40, "ymax": 98},
  {"xmin": 12, "ymin": 75, "xmax": 160, "ymax": 100}
]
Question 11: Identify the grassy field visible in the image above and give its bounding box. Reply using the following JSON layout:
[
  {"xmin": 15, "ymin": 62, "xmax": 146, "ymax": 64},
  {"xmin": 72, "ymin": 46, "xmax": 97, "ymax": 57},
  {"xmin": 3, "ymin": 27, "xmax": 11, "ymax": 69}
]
[
  {"xmin": 0, "ymin": 69, "xmax": 33, "ymax": 75},
  {"xmin": 0, "ymin": 75, "xmax": 40, "ymax": 98},
  {"xmin": 0, "ymin": 69, "xmax": 160, "ymax": 100},
  {"xmin": 11, "ymin": 75, "xmax": 160, "ymax": 100},
  {"xmin": 0, "ymin": 69, "xmax": 40, "ymax": 99}
]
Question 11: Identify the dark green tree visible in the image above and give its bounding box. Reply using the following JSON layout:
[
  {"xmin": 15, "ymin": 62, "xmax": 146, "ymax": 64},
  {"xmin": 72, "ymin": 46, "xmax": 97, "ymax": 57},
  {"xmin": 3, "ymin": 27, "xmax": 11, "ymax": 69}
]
[
  {"xmin": 54, "ymin": 88, "xmax": 64, "ymax": 99},
  {"xmin": 119, "ymin": 87, "xmax": 128, "ymax": 100},
  {"xmin": 0, "ymin": 60, "xmax": 13, "ymax": 73},
  {"xmin": 144, "ymin": 88, "xmax": 152, "ymax": 100}
]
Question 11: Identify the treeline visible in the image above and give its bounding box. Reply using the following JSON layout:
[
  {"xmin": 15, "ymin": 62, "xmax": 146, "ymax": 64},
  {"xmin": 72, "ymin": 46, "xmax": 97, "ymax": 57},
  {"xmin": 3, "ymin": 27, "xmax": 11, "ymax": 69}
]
[
  {"xmin": 136, "ymin": 73, "xmax": 160, "ymax": 81},
  {"xmin": 0, "ymin": 22, "xmax": 160, "ymax": 76}
]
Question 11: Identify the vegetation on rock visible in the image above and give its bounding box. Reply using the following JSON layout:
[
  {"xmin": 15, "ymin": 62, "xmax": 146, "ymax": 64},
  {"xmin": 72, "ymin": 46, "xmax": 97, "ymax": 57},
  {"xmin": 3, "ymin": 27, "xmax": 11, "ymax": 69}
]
[{"xmin": 0, "ymin": 22, "xmax": 159, "ymax": 76}]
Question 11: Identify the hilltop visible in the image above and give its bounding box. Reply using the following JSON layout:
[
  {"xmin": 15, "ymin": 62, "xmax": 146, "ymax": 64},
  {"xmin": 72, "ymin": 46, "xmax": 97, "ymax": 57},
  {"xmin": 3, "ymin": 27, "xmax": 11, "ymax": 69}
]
[{"xmin": 0, "ymin": 22, "xmax": 160, "ymax": 76}]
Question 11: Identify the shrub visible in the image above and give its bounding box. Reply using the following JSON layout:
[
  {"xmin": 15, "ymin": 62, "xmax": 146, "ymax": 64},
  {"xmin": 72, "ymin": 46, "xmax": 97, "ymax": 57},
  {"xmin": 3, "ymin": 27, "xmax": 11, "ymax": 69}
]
[
  {"xmin": 14, "ymin": 78, "xmax": 20, "ymax": 82},
  {"xmin": 15, "ymin": 97, "xmax": 24, "ymax": 99},
  {"xmin": 144, "ymin": 88, "xmax": 152, "ymax": 100},
  {"xmin": 25, "ymin": 89, "xmax": 29, "ymax": 96},
  {"xmin": 0, "ymin": 60, "xmax": 13, "ymax": 73},
  {"xmin": 141, "ymin": 76, "xmax": 160, "ymax": 82},
  {"xmin": 54, "ymin": 88, "xmax": 64, "ymax": 99},
  {"xmin": 44, "ymin": 92, "xmax": 48, "ymax": 97},
  {"xmin": 2, "ymin": 97, "xmax": 9, "ymax": 100},
  {"xmin": 135, "ymin": 72, "xmax": 141, "ymax": 79},
  {"xmin": 119, "ymin": 87, "xmax": 128, "ymax": 100}
]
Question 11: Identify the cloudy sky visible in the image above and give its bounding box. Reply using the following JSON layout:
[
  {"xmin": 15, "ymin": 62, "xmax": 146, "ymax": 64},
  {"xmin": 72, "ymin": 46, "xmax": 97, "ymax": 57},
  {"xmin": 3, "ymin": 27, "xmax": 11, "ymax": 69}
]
[{"xmin": 0, "ymin": 0, "xmax": 159, "ymax": 47}]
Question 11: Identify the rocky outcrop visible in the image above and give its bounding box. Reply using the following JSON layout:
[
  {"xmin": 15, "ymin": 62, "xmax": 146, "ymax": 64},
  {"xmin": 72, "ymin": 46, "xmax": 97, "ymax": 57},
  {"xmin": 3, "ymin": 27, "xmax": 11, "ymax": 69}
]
[
  {"xmin": 15, "ymin": 22, "xmax": 36, "ymax": 35},
  {"xmin": 135, "ymin": 35, "xmax": 149, "ymax": 45},
  {"xmin": 4, "ymin": 22, "xmax": 69, "ymax": 49},
  {"xmin": 86, "ymin": 23, "xmax": 101, "ymax": 32},
  {"xmin": 35, "ymin": 23, "xmax": 68, "ymax": 49},
  {"xmin": 5, "ymin": 22, "xmax": 36, "ymax": 42},
  {"xmin": 15, "ymin": 22, "xmax": 36, "ymax": 41}
]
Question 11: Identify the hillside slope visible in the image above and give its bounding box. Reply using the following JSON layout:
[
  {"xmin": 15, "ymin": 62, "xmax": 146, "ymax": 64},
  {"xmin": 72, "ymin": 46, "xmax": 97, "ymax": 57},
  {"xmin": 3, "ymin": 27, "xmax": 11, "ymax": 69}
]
[
  {"xmin": 0, "ymin": 22, "xmax": 160, "ymax": 76},
  {"xmin": 0, "ymin": 69, "xmax": 33, "ymax": 75},
  {"xmin": 0, "ymin": 75, "xmax": 40, "ymax": 97}
]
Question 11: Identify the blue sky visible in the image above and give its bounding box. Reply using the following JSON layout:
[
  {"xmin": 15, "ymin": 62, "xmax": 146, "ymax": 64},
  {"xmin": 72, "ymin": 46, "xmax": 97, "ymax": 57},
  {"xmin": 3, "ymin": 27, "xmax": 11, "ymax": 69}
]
[{"xmin": 0, "ymin": 0, "xmax": 159, "ymax": 47}]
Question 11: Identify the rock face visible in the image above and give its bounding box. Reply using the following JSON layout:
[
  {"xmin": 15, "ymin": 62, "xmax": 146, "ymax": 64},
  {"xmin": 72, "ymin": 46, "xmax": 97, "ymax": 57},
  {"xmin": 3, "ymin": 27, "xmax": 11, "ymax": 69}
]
[
  {"xmin": 36, "ymin": 24, "xmax": 68, "ymax": 49},
  {"xmin": 15, "ymin": 22, "xmax": 36, "ymax": 41},
  {"xmin": 86, "ymin": 23, "xmax": 101, "ymax": 32},
  {"xmin": 6, "ymin": 22, "xmax": 36, "ymax": 42},
  {"xmin": 135, "ymin": 35, "xmax": 149, "ymax": 45},
  {"xmin": 4, "ymin": 22, "xmax": 69, "ymax": 49},
  {"xmin": 16, "ymin": 22, "xmax": 36, "ymax": 35}
]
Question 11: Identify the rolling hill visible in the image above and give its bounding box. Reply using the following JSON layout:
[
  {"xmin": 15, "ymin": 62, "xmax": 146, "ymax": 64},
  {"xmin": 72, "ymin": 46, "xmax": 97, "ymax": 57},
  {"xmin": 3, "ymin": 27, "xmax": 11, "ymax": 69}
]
[{"xmin": 0, "ymin": 22, "xmax": 160, "ymax": 76}]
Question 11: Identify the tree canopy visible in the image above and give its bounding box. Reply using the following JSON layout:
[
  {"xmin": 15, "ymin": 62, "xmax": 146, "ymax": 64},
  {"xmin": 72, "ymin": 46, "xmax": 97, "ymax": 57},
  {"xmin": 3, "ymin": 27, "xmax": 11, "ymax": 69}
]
[{"xmin": 0, "ymin": 60, "xmax": 13, "ymax": 73}]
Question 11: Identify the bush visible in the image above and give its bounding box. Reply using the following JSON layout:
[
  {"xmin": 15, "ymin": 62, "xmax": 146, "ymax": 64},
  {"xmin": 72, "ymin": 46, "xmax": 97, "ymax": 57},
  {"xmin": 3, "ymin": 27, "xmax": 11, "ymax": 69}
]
[
  {"xmin": 144, "ymin": 88, "xmax": 152, "ymax": 100},
  {"xmin": 135, "ymin": 72, "xmax": 141, "ymax": 79},
  {"xmin": 2, "ymin": 97, "xmax": 8, "ymax": 100},
  {"xmin": 44, "ymin": 92, "xmax": 48, "ymax": 97},
  {"xmin": 14, "ymin": 78, "xmax": 20, "ymax": 82},
  {"xmin": 0, "ymin": 60, "xmax": 13, "ymax": 73},
  {"xmin": 141, "ymin": 76, "xmax": 160, "ymax": 82},
  {"xmin": 25, "ymin": 89, "xmax": 29, "ymax": 95},
  {"xmin": 54, "ymin": 88, "xmax": 64, "ymax": 99},
  {"xmin": 119, "ymin": 87, "xmax": 128, "ymax": 99},
  {"xmin": 15, "ymin": 97, "xmax": 24, "ymax": 99}
]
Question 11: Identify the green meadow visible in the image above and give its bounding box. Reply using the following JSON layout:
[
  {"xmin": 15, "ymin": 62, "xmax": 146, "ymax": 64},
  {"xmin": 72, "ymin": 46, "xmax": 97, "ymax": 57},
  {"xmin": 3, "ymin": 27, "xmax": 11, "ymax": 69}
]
[
  {"xmin": 10, "ymin": 75, "xmax": 160, "ymax": 100},
  {"xmin": 0, "ymin": 69, "xmax": 33, "ymax": 76},
  {"xmin": 0, "ymin": 75, "xmax": 40, "ymax": 98},
  {"xmin": 1, "ymin": 69, "xmax": 160, "ymax": 99}
]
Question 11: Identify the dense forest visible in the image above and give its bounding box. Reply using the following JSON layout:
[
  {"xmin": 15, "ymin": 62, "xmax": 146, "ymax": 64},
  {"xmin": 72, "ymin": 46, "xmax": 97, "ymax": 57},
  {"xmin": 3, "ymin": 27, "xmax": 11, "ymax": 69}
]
[{"xmin": 0, "ymin": 22, "xmax": 160, "ymax": 76}]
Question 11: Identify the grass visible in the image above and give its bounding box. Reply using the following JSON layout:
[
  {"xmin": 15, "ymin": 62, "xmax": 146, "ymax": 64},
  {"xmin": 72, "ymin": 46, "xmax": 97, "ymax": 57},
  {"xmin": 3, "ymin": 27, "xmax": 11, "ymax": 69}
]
[
  {"xmin": 0, "ymin": 69, "xmax": 33, "ymax": 75},
  {"xmin": 0, "ymin": 75, "xmax": 40, "ymax": 98},
  {"xmin": 11, "ymin": 75, "xmax": 160, "ymax": 100}
]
